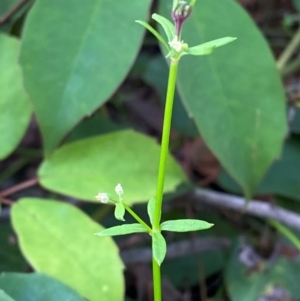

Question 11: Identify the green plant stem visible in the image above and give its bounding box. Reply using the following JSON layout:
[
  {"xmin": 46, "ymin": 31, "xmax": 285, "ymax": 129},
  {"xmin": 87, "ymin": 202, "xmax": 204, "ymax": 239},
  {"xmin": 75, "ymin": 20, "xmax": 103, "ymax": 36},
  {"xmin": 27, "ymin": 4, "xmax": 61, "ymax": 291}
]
[
  {"xmin": 152, "ymin": 59, "xmax": 179, "ymax": 301},
  {"xmin": 152, "ymin": 259, "xmax": 162, "ymax": 301},
  {"xmin": 153, "ymin": 60, "xmax": 179, "ymax": 231},
  {"xmin": 277, "ymin": 27, "xmax": 300, "ymax": 73},
  {"xmin": 269, "ymin": 219, "xmax": 300, "ymax": 250},
  {"xmin": 123, "ymin": 203, "xmax": 152, "ymax": 232}
]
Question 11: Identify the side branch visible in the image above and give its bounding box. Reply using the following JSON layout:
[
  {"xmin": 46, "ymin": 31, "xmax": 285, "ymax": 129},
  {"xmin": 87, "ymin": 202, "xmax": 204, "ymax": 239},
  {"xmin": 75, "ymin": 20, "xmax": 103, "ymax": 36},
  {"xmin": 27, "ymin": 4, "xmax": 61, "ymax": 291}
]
[{"xmin": 193, "ymin": 189, "xmax": 300, "ymax": 230}]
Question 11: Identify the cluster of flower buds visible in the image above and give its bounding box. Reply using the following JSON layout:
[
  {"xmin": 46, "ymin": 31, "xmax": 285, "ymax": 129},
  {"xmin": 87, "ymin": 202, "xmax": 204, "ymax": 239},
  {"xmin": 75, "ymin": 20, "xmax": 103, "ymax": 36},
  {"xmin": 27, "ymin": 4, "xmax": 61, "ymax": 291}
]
[{"xmin": 95, "ymin": 183, "xmax": 124, "ymax": 204}]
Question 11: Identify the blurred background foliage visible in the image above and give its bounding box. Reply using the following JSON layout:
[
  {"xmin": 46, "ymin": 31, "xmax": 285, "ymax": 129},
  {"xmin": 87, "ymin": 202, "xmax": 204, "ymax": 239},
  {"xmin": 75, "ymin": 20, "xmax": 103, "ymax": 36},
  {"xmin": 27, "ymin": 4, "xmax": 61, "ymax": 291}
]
[{"xmin": 0, "ymin": 0, "xmax": 300, "ymax": 300}]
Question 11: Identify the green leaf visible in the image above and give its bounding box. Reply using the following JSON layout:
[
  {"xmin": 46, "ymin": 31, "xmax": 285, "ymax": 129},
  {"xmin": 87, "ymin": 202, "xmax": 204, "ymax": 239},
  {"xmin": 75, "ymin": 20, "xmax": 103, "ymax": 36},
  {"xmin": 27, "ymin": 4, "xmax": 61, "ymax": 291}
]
[
  {"xmin": 20, "ymin": 0, "xmax": 151, "ymax": 155},
  {"xmin": 152, "ymin": 232, "xmax": 167, "ymax": 265},
  {"xmin": 0, "ymin": 290, "xmax": 15, "ymax": 301},
  {"xmin": 160, "ymin": 219, "xmax": 213, "ymax": 232},
  {"xmin": 11, "ymin": 199, "xmax": 124, "ymax": 301},
  {"xmin": 96, "ymin": 223, "xmax": 148, "ymax": 236},
  {"xmin": 114, "ymin": 203, "xmax": 125, "ymax": 221},
  {"xmin": 159, "ymin": 0, "xmax": 287, "ymax": 199},
  {"xmin": 0, "ymin": 34, "xmax": 31, "ymax": 160},
  {"xmin": 0, "ymin": 273, "xmax": 85, "ymax": 301},
  {"xmin": 152, "ymin": 13, "xmax": 175, "ymax": 42},
  {"xmin": 135, "ymin": 20, "xmax": 169, "ymax": 52},
  {"xmin": 147, "ymin": 197, "xmax": 156, "ymax": 225},
  {"xmin": 186, "ymin": 37, "xmax": 236, "ymax": 56},
  {"xmin": 219, "ymin": 136, "xmax": 300, "ymax": 202},
  {"xmin": 39, "ymin": 130, "xmax": 187, "ymax": 205},
  {"xmin": 226, "ymin": 240, "xmax": 300, "ymax": 301}
]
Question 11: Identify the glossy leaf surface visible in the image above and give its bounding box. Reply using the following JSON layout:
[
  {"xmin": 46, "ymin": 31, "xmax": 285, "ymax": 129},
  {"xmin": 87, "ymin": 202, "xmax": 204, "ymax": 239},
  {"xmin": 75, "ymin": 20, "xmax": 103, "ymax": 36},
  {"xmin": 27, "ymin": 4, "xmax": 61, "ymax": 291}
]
[
  {"xmin": 39, "ymin": 130, "xmax": 186, "ymax": 204},
  {"xmin": 159, "ymin": 0, "xmax": 287, "ymax": 199},
  {"xmin": 11, "ymin": 199, "xmax": 124, "ymax": 301},
  {"xmin": 20, "ymin": 0, "xmax": 151, "ymax": 154},
  {"xmin": 0, "ymin": 34, "xmax": 31, "ymax": 160},
  {"xmin": 0, "ymin": 273, "xmax": 85, "ymax": 301}
]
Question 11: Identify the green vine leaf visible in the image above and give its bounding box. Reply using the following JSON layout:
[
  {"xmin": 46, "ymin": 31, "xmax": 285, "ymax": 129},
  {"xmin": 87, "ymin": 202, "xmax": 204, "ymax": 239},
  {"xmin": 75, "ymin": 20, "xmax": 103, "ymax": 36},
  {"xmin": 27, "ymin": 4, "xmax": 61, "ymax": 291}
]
[
  {"xmin": 160, "ymin": 219, "xmax": 213, "ymax": 232},
  {"xmin": 147, "ymin": 197, "xmax": 156, "ymax": 225},
  {"xmin": 186, "ymin": 37, "xmax": 236, "ymax": 56},
  {"xmin": 114, "ymin": 203, "xmax": 125, "ymax": 221},
  {"xmin": 96, "ymin": 224, "xmax": 148, "ymax": 237},
  {"xmin": 152, "ymin": 232, "xmax": 167, "ymax": 265},
  {"xmin": 135, "ymin": 20, "xmax": 170, "ymax": 51},
  {"xmin": 152, "ymin": 13, "xmax": 175, "ymax": 42}
]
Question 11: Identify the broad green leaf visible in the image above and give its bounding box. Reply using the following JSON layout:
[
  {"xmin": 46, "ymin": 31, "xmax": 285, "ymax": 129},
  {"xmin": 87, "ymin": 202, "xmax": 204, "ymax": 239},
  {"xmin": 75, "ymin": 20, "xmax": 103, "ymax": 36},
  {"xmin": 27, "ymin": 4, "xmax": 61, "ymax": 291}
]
[
  {"xmin": 0, "ymin": 34, "xmax": 31, "ymax": 160},
  {"xmin": 147, "ymin": 197, "xmax": 155, "ymax": 225},
  {"xmin": 218, "ymin": 136, "xmax": 300, "ymax": 202},
  {"xmin": 39, "ymin": 130, "xmax": 187, "ymax": 205},
  {"xmin": 226, "ymin": 241, "xmax": 300, "ymax": 301},
  {"xmin": 0, "ymin": 290, "xmax": 15, "ymax": 301},
  {"xmin": 114, "ymin": 203, "xmax": 125, "ymax": 221},
  {"xmin": 20, "ymin": 0, "xmax": 151, "ymax": 155},
  {"xmin": 0, "ymin": 273, "xmax": 85, "ymax": 301},
  {"xmin": 11, "ymin": 199, "xmax": 124, "ymax": 301},
  {"xmin": 96, "ymin": 223, "xmax": 148, "ymax": 236},
  {"xmin": 152, "ymin": 232, "xmax": 167, "ymax": 265},
  {"xmin": 152, "ymin": 13, "xmax": 174, "ymax": 42},
  {"xmin": 160, "ymin": 219, "xmax": 213, "ymax": 232},
  {"xmin": 159, "ymin": 0, "xmax": 287, "ymax": 199},
  {"xmin": 186, "ymin": 37, "xmax": 236, "ymax": 56}
]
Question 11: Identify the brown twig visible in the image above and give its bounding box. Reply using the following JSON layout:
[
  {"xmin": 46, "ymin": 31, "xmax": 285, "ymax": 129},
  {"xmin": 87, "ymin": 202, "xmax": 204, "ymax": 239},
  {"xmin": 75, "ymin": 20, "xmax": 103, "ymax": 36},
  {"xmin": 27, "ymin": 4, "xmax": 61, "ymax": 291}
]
[
  {"xmin": 121, "ymin": 237, "xmax": 230, "ymax": 265},
  {"xmin": 0, "ymin": 177, "xmax": 39, "ymax": 198},
  {"xmin": 192, "ymin": 188, "xmax": 300, "ymax": 231},
  {"xmin": 0, "ymin": 0, "xmax": 30, "ymax": 25},
  {"xmin": 0, "ymin": 197, "xmax": 14, "ymax": 206}
]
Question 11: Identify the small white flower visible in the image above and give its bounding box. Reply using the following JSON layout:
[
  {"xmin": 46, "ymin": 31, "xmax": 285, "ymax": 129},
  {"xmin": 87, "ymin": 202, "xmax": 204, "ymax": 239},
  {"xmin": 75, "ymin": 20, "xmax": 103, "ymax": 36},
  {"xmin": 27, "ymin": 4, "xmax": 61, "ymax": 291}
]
[
  {"xmin": 115, "ymin": 183, "xmax": 123, "ymax": 200},
  {"xmin": 169, "ymin": 36, "xmax": 187, "ymax": 52},
  {"xmin": 95, "ymin": 192, "xmax": 109, "ymax": 204}
]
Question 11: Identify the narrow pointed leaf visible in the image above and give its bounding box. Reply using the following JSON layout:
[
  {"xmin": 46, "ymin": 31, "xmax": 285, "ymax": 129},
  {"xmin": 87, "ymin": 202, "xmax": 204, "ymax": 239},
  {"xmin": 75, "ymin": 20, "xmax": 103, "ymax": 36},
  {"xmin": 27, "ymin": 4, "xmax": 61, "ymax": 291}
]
[
  {"xmin": 152, "ymin": 13, "xmax": 175, "ymax": 42},
  {"xmin": 186, "ymin": 37, "xmax": 236, "ymax": 56},
  {"xmin": 147, "ymin": 197, "xmax": 156, "ymax": 225},
  {"xmin": 96, "ymin": 223, "xmax": 148, "ymax": 237},
  {"xmin": 160, "ymin": 219, "xmax": 213, "ymax": 232},
  {"xmin": 20, "ymin": 0, "xmax": 151, "ymax": 154},
  {"xmin": 0, "ymin": 34, "xmax": 31, "ymax": 160},
  {"xmin": 11, "ymin": 199, "xmax": 124, "ymax": 301},
  {"xmin": 152, "ymin": 232, "xmax": 167, "ymax": 265},
  {"xmin": 159, "ymin": 0, "xmax": 287, "ymax": 199},
  {"xmin": 114, "ymin": 203, "xmax": 125, "ymax": 221},
  {"xmin": 135, "ymin": 20, "xmax": 169, "ymax": 51},
  {"xmin": 0, "ymin": 273, "xmax": 85, "ymax": 301}
]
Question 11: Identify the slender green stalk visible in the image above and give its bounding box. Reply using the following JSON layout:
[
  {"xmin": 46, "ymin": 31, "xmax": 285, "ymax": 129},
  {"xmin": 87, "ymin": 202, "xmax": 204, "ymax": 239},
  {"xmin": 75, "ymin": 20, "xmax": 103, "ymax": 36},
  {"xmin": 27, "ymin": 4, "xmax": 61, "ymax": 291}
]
[
  {"xmin": 277, "ymin": 27, "xmax": 300, "ymax": 73},
  {"xmin": 152, "ymin": 59, "xmax": 179, "ymax": 301},
  {"xmin": 123, "ymin": 203, "xmax": 152, "ymax": 232},
  {"xmin": 153, "ymin": 60, "xmax": 179, "ymax": 231},
  {"xmin": 269, "ymin": 219, "xmax": 300, "ymax": 250},
  {"xmin": 152, "ymin": 259, "xmax": 162, "ymax": 301}
]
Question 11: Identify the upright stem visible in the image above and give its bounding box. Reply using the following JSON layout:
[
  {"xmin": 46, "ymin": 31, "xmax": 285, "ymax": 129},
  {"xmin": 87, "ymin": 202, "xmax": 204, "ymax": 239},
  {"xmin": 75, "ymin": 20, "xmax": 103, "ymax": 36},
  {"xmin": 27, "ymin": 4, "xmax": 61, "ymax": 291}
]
[
  {"xmin": 152, "ymin": 59, "xmax": 179, "ymax": 301},
  {"xmin": 153, "ymin": 59, "xmax": 179, "ymax": 231}
]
